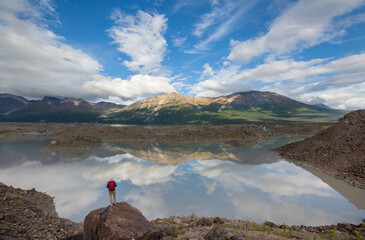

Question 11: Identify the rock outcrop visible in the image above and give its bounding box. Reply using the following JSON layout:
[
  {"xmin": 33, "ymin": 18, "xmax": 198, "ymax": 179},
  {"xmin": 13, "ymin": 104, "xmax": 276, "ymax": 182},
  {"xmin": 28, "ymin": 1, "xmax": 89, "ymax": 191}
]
[
  {"xmin": 83, "ymin": 202, "xmax": 159, "ymax": 240},
  {"xmin": 0, "ymin": 182, "xmax": 82, "ymax": 239},
  {"xmin": 275, "ymin": 109, "xmax": 365, "ymax": 189}
]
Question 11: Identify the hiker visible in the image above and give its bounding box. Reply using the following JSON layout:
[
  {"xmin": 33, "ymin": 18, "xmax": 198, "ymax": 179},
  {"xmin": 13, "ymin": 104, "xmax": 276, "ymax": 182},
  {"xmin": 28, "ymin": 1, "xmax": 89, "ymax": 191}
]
[{"xmin": 106, "ymin": 177, "xmax": 117, "ymax": 205}]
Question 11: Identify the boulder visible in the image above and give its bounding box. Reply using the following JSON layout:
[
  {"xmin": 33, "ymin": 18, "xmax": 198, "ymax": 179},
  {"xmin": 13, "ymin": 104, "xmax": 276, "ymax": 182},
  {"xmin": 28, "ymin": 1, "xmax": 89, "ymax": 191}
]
[
  {"xmin": 213, "ymin": 217, "xmax": 224, "ymax": 224},
  {"xmin": 83, "ymin": 202, "xmax": 159, "ymax": 240},
  {"xmin": 197, "ymin": 217, "xmax": 213, "ymax": 226},
  {"xmin": 337, "ymin": 222, "xmax": 353, "ymax": 232},
  {"xmin": 204, "ymin": 226, "xmax": 228, "ymax": 240}
]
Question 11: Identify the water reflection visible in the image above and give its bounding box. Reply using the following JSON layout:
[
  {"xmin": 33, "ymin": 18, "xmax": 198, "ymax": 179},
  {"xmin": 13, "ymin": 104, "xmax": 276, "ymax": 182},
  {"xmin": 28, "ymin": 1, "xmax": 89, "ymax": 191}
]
[{"xmin": 0, "ymin": 139, "xmax": 364, "ymax": 225}]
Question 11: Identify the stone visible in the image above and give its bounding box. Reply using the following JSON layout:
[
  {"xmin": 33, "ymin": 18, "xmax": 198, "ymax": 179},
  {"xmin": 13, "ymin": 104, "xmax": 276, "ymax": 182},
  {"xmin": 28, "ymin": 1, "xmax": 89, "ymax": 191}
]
[
  {"xmin": 230, "ymin": 236, "xmax": 245, "ymax": 240},
  {"xmin": 337, "ymin": 222, "xmax": 353, "ymax": 232},
  {"xmin": 4, "ymin": 213, "xmax": 17, "ymax": 223},
  {"xmin": 265, "ymin": 221, "xmax": 278, "ymax": 228},
  {"xmin": 204, "ymin": 226, "xmax": 228, "ymax": 240},
  {"xmin": 83, "ymin": 202, "xmax": 159, "ymax": 240},
  {"xmin": 173, "ymin": 217, "xmax": 182, "ymax": 224},
  {"xmin": 213, "ymin": 217, "xmax": 224, "ymax": 224},
  {"xmin": 198, "ymin": 217, "xmax": 212, "ymax": 226}
]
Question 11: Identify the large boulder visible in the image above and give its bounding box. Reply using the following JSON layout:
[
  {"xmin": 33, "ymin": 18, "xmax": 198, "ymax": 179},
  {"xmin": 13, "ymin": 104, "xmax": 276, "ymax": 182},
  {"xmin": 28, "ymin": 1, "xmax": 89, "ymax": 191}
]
[{"xmin": 83, "ymin": 202, "xmax": 159, "ymax": 240}]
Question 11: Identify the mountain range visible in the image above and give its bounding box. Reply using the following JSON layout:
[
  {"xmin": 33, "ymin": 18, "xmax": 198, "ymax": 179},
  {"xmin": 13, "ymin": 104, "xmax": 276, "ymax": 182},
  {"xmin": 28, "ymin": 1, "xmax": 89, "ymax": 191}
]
[
  {"xmin": 0, "ymin": 94, "xmax": 125, "ymax": 123},
  {"xmin": 0, "ymin": 92, "xmax": 346, "ymax": 124}
]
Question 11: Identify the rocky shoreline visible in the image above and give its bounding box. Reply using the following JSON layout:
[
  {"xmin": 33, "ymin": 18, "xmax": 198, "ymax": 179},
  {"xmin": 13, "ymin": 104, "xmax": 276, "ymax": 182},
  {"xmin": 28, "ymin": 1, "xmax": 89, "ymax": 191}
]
[
  {"xmin": 275, "ymin": 110, "xmax": 365, "ymax": 189},
  {"xmin": 1, "ymin": 115, "xmax": 365, "ymax": 239},
  {"xmin": 0, "ymin": 121, "xmax": 329, "ymax": 155},
  {"xmin": 1, "ymin": 183, "xmax": 364, "ymax": 240}
]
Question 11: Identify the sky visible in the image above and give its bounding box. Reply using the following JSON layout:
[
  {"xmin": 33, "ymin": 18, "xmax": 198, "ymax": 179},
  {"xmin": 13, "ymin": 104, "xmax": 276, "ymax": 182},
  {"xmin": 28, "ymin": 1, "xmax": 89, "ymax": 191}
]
[{"xmin": 0, "ymin": 0, "xmax": 365, "ymax": 109}]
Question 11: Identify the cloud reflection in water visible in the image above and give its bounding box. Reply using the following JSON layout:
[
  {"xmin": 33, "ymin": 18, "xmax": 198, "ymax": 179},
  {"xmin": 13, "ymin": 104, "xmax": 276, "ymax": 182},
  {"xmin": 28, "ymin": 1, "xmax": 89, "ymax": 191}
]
[{"xmin": 0, "ymin": 140, "xmax": 364, "ymax": 225}]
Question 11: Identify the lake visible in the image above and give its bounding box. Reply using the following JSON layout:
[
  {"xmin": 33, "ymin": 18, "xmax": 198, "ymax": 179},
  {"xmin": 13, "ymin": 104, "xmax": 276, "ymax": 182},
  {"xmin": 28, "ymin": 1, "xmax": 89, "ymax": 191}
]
[{"xmin": 0, "ymin": 138, "xmax": 364, "ymax": 225}]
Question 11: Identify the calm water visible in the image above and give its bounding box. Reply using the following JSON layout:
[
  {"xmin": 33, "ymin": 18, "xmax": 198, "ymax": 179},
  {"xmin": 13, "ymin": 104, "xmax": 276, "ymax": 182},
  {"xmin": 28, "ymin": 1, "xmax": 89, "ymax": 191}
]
[{"xmin": 0, "ymin": 139, "xmax": 364, "ymax": 225}]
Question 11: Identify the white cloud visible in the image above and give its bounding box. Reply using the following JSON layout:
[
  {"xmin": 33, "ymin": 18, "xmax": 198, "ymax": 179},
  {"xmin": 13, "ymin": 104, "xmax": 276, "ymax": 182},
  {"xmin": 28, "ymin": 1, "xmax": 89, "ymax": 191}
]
[
  {"xmin": 172, "ymin": 36, "xmax": 187, "ymax": 47},
  {"xmin": 191, "ymin": 64, "xmax": 258, "ymax": 97},
  {"xmin": 83, "ymin": 74, "xmax": 176, "ymax": 101},
  {"xmin": 83, "ymin": 154, "xmax": 177, "ymax": 186},
  {"xmin": 231, "ymin": 193, "xmax": 338, "ymax": 225},
  {"xmin": 0, "ymin": 153, "xmax": 177, "ymax": 220},
  {"xmin": 192, "ymin": 2, "xmax": 228, "ymax": 38},
  {"xmin": 202, "ymin": 63, "xmax": 214, "ymax": 76},
  {"xmin": 188, "ymin": 0, "xmax": 254, "ymax": 52},
  {"xmin": 0, "ymin": 0, "xmax": 102, "ymax": 99},
  {"xmin": 108, "ymin": 10, "xmax": 168, "ymax": 73},
  {"xmin": 172, "ymin": 0, "xmax": 203, "ymax": 14},
  {"xmin": 228, "ymin": 0, "xmax": 364, "ymax": 63},
  {"xmin": 0, "ymin": 161, "xmax": 101, "ymax": 219},
  {"xmin": 0, "ymin": 1, "xmax": 177, "ymax": 102},
  {"xmin": 295, "ymin": 83, "xmax": 365, "ymax": 110},
  {"xmin": 193, "ymin": 53, "xmax": 365, "ymax": 109},
  {"xmin": 192, "ymin": 160, "xmax": 334, "ymax": 198},
  {"xmin": 125, "ymin": 187, "xmax": 169, "ymax": 220}
]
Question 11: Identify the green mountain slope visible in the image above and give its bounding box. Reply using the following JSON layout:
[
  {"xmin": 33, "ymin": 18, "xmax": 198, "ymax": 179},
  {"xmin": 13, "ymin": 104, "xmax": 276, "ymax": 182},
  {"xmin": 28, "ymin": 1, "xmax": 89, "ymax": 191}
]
[
  {"xmin": 103, "ymin": 91, "xmax": 347, "ymax": 125},
  {"xmin": 0, "ymin": 94, "xmax": 125, "ymax": 123}
]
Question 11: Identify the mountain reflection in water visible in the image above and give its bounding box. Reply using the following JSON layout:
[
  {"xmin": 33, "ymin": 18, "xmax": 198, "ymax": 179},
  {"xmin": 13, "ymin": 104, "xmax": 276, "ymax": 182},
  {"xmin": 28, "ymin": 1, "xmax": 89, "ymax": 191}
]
[{"xmin": 0, "ymin": 139, "xmax": 364, "ymax": 225}]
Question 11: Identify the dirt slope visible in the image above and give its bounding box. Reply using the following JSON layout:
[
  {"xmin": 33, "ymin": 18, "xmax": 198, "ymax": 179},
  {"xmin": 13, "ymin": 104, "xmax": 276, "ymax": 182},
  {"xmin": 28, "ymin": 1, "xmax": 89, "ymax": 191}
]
[
  {"xmin": 0, "ymin": 182, "xmax": 82, "ymax": 239},
  {"xmin": 275, "ymin": 110, "xmax": 365, "ymax": 189}
]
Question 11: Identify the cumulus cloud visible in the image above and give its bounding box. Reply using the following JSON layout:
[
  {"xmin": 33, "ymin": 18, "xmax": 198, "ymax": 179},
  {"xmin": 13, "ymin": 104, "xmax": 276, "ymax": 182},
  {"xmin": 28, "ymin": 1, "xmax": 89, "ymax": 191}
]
[
  {"xmin": 0, "ymin": 152, "xmax": 177, "ymax": 219},
  {"xmin": 191, "ymin": 64, "xmax": 258, "ymax": 97},
  {"xmin": 231, "ymin": 193, "xmax": 338, "ymax": 225},
  {"xmin": 0, "ymin": 0, "xmax": 102, "ymax": 99},
  {"xmin": 183, "ymin": 160, "xmax": 363, "ymax": 225},
  {"xmin": 0, "ymin": 161, "xmax": 101, "ymax": 219},
  {"xmin": 108, "ymin": 10, "xmax": 168, "ymax": 73},
  {"xmin": 193, "ymin": 53, "xmax": 365, "ymax": 109},
  {"xmin": 202, "ymin": 63, "xmax": 214, "ymax": 76},
  {"xmin": 192, "ymin": 160, "xmax": 334, "ymax": 198},
  {"xmin": 228, "ymin": 0, "xmax": 364, "ymax": 63},
  {"xmin": 82, "ymin": 154, "xmax": 177, "ymax": 186},
  {"xmin": 0, "ymin": 1, "xmax": 177, "ymax": 102},
  {"xmin": 125, "ymin": 187, "xmax": 169, "ymax": 220},
  {"xmin": 83, "ymin": 74, "xmax": 175, "ymax": 101}
]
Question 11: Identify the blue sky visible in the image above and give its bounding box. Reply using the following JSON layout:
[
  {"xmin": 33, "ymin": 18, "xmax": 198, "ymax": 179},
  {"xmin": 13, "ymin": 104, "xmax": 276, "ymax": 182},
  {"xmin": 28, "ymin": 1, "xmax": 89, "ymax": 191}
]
[{"xmin": 0, "ymin": 0, "xmax": 364, "ymax": 109}]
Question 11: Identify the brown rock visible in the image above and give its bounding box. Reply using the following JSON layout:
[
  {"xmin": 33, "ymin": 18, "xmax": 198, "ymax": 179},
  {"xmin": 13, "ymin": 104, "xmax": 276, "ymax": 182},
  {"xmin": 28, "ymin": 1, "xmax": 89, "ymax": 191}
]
[
  {"xmin": 198, "ymin": 217, "xmax": 213, "ymax": 226},
  {"xmin": 213, "ymin": 217, "xmax": 224, "ymax": 224},
  {"xmin": 83, "ymin": 202, "xmax": 159, "ymax": 240},
  {"xmin": 265, "ymin": 221, "xmax": 278, "ymax": 228},
  {"xmin": 337, "ymin": 222, "xmax": 353, "ymax": 232},
  {"xmin": 204, "ymin": 226, "xmax": 228, "ymax": 240},
  {"xmin": 4, "ymin": 213, "xmax": 17, "ymax": 223}
]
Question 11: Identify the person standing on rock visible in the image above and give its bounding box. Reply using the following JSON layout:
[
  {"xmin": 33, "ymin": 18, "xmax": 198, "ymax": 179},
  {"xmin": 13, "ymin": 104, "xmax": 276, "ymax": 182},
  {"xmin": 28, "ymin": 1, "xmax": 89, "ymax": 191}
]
[{"xmin": 106, "ymin": 177, "xmax": 117, "ymax": 206}]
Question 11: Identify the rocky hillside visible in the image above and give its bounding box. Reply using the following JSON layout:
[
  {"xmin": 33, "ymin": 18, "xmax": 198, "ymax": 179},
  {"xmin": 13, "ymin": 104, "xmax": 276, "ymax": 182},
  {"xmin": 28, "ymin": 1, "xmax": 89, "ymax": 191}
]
[
  {"xmin": 0, "ymin": 94, "xmax": 29, "ymax": 115},
  {"xmin": 275, "ymin": 110, "xmax": 365, "ymax": 189},
  {"xmin": 116, "ymin": 91, "xmax": 326, "ymax": 112},
  {"xmin": 0, "ymin": 182, "xmax": 82, "ymax": 239},
  {"xmin": 123, "ymin": 92, "xmax": 213, "ymax": 111},
  {"xmin": 84, "ymin": 202, "xmax": 364, "ymax": 240},
  {"xmin": 105, "ymin": 91, "xmax": 346, "ymax": 124}
]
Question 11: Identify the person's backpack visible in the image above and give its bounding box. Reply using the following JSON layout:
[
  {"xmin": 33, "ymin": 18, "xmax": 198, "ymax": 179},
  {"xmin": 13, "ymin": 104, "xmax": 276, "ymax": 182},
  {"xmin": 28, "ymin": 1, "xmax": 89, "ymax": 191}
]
[{"xmin": 108, "ymin": 181, "xmax": 115, "ymax": 191}]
